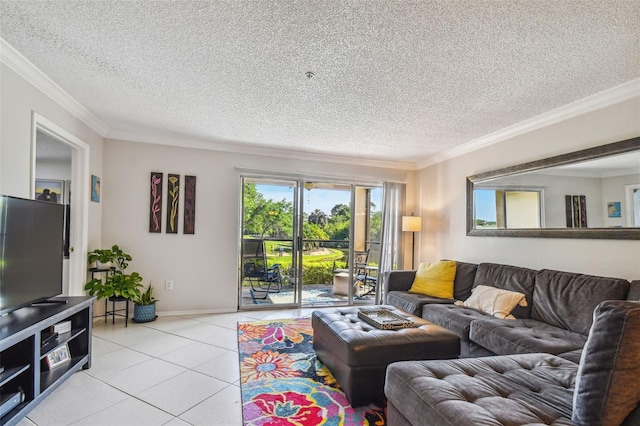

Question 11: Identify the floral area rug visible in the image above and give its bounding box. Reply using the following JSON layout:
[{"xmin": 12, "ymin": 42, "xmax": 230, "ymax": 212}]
[{"xmin": 238, "ymin": 318, "xmax": 386, "ymax": 425}]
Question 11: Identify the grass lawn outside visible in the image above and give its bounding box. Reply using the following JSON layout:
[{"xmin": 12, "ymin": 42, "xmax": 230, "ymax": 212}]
[{"xmin": 245, "ymin": 240, "xmax": 348, "ymax": 286}]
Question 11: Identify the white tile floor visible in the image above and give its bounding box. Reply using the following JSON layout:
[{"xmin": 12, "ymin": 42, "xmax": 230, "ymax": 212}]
[{"xmin": 17, "ymin": 307, "xmax": 321, "ymax": 426}]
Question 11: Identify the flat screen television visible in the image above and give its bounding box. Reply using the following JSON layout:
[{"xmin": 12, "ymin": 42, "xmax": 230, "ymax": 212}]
[{"xmin": 0, "ymin": 195, "xmax": 64, "ymax": 316}]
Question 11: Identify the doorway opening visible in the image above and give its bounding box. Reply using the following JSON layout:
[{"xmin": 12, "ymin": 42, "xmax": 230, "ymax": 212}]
[
  {"xmin": 474, "ymin": 188, "xmax": 543, "ymax": 228},
  {"xmin": 626, "ymin": 184, "xmax": 640, "ymax": 227},
  {"xmin": 32, "ymin": 113, "xmax": 90, "ymax": 297}
]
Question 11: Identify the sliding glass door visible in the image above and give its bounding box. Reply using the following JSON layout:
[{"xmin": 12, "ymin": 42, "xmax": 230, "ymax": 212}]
[
  {"xmin": 240, "ymin": 177, "xmax": 299, "ymax": 308},
  {"xmin": 351, "ymin": 185, "xmax": 382, "ymax": 304},
  {"xmin": 299, "ymin": 182, "xmax": 352, "ymax": 306},
  {"xmin": 239, "ymin": 176, "xmax": 382, "ymax": 309}
]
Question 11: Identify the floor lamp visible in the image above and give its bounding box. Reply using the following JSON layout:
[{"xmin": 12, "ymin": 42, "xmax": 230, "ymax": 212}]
[{"xmin": 402, "ymin": 214, "xmax": 422, "ymax": 269}]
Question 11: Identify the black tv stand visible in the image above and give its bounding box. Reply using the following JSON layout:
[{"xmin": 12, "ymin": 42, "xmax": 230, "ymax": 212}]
[
  {"xmin": 0, "ymin": 296, "xmax": 94, "ymax": 426},
  {"xmin": 32, "ymin": 298, "xmax": 69, "ymax": 305}
]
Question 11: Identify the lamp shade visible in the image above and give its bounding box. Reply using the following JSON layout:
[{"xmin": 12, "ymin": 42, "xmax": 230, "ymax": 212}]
[{"xmin": 402, "ymin": 215, "xmax": 422, "ymax": 232}]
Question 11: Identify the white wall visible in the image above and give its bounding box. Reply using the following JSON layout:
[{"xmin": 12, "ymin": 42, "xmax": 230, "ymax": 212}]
[
  {"xmin": 0, "ymin": 63, "xmax": 104, "ymax": 252},
  {"xmin": 36, "ymin": 160, "xmax": 72, "ymax": 181},
  {"xmin": 102, "ymin": 139, "xmax": 413, "ymax": 314},
  {"xmin": 418, "ymin": 97, "xmax": 640, "ymax": 280}
]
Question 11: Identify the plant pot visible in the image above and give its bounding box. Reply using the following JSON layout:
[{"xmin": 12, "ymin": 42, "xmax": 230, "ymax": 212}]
[
  {"xmin": 94, "ymin": 261, "xmax": 113, "ymax": 270},
  {"xmin": 133, "ymin": 303, "xmax": 157, "ymax": 323}
]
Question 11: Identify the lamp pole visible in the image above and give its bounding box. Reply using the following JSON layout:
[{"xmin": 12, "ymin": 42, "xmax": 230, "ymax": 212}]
[
  {"xmin": 402, "ymin": 214, "xmax": 422, "ymax": 270},
  {"xmin": 410, "ymin": 230, "xmax": 416, "ymax": 269}
]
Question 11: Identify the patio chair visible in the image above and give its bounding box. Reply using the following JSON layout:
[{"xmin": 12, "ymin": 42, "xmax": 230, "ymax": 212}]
[
  {"xmin": 242, "ymin": 239, "xmax": 282, "ymax": 300},
  {"xmin": 332, "ymin": 250, "xmax": 376, "ymax": 297},
  {"xmin": 354, "ymin": 251, "xmax": 377, "ymax": 298},
  {"xmin": 333, "ymin": 250, "xmax": 368, "ymax": 274}
]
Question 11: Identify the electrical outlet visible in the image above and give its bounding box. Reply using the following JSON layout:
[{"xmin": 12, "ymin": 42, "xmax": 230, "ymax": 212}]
[{"xmin": 165, "ymin": 280, "xmax": 174, "ymax": 291}]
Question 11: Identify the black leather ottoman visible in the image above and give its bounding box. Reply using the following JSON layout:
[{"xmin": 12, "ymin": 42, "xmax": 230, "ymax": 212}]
[{"xmin": 312, "ymin": 305, "xmax": 460, "ymax": 406}]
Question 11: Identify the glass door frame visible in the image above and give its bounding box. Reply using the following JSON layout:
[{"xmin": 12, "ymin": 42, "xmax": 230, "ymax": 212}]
[
  {"xmin": 239, "ymin": 174, "xmax": 383, "ymax": 310},
  {"xmin": 296, "ymin": 182, "xmax": 358, "ymax": 306},
  {"xmin": 239, "ymin": 175, "xmax": 301, "ymax": 310}
]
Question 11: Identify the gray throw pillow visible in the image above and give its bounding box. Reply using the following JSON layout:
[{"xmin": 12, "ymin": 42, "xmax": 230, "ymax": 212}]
[{"xmin": 572, "ymin": 300, "xmax": 640, "ymax": 425}]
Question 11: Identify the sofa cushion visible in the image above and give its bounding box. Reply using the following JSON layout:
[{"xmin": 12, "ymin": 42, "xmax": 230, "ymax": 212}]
[
  {"xmin": 470, "ymin": 318, "xmax": 587, "ymax": 356},
  {"xmin": 422, "ymin": 304, "xmax": 489, "ymax": 341},
  {"xmin": 409, "ymin": 261, "xmax": 456, "ymax": 299},
  {"xmin": 557, "ymin": 349, "xmax": 583, "ymax": 364},
  {"xmin": 573, "ymin": 300, "xmax": 640, "ymax": 426},
  {"xmin": 455, "ymin": 285, "xmax": 527, "ymax": 319},
  {"xmin": 627, "ymin": 280, "xmax": 640, "ymax": 301},
  {"xmin": 449, "ymin": 260, "xmax": 478, "ymax": 300},
  {"xmin": 473, "ymin": 263, "xmax": 537, "ymax": 318},
  {"xmin": 385, "ymin": 354, "xmax": 576, "ymax": 426},
  {"xmin": 532, "ymin": 269, "xmax": 629, "ymax": 335},
  {"xmin": 386, "ymin": 291, "xmax": 454, "ymax": 316},
  {"xmin": 383, "ymin": 270, "xmax": 416, "ymax": 293},
  {"xmin": 461, "ymin": 340, "xmax": 497, "ymax": 358},
  {"xmin": 383, "ymin": 261, "xmax": 477, "ymax": 316}
]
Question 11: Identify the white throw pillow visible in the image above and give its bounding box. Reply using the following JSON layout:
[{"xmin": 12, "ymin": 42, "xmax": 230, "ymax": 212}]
[{"xmin": 455, "ymin": 285, "xmax": 528, "ymax": 319}]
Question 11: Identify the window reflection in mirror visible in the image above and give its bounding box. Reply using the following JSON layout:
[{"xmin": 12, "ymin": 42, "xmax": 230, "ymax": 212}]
[{"xmin": 475, "ymin": 189, "xmax": 542, "ymax": 229}]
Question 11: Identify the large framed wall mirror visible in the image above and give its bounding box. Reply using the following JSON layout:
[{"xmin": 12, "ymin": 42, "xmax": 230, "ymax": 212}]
[{"xmin": 467, "ymin": 137, "xmax": 640, "ymax": 239}]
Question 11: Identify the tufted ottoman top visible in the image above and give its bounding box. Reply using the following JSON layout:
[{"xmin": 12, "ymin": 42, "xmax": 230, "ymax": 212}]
[{"xmin": 312, "ymin": 305, "xmax": 459, "ymax": 367}]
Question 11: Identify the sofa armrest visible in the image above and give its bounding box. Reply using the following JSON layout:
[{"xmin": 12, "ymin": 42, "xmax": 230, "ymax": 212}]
[{"xmin": 383, "ymin": 270, "xmax": 416, "ymax": 293}]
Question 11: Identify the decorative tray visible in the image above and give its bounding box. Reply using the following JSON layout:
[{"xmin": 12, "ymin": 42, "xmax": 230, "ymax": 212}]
[{"xmin": 357, "ymin": 309, "xmax": 416, "ymax": 330}]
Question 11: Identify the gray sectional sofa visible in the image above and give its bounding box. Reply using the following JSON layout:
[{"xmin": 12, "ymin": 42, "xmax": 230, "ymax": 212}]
[{"xmin": 382, "ymin": 262, "xmax": 640, "ymax": 425}]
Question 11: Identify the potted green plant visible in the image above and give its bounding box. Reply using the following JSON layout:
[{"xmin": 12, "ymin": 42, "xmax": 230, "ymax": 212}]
[
  {"xmin": 87, "ymin": 245, "xmax": 131, "ymax": 271},
  {"xmin": 132, "ymin": 285, "xmax": 158, "ymax": 323},
  {"xmin": 85, "ymin": 245, "xmax": 143, "ymax": 301}
]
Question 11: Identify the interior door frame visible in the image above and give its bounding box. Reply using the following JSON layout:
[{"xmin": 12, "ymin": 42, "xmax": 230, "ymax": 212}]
[
  {"xmin": 31, "ymin": 112, "xmax": 90, "ymax": 297},
  {"xmin": 626, "ymin": 184, "xmax": 640, "ymax": 227}
]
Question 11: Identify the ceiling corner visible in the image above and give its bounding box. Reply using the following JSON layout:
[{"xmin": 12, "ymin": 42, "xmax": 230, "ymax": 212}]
[
  {"xmin": 0, "ymin": 37, "xmax": 109, "ymax": 137},
  {"xmin": 415, "ymin": 78, "xmax": 640, "ymax": 170}
]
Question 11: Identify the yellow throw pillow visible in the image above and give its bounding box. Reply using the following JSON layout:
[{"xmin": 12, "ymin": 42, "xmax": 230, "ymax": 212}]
[
  {"xmin": 409, "ymin": 261, "xmax": 456, "ymax": 299},
  {"xmin": 454, "ymin": 285, "xmax": 528, "ymax": 319}
]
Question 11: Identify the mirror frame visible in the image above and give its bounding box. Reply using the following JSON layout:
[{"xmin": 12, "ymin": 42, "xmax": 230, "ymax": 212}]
[{"xmin": 466, "ymin": 136, "xmax": 640, "ymax": 239}]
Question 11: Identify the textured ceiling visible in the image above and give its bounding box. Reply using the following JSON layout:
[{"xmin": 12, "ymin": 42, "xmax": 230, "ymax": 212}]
[
  {"xmin": 36, "ymin": 130, "xmax": 72, "ymax": 162},
  {"xmin": 1, "ymin": 1, "xmax": 639, "ymax": 165}
]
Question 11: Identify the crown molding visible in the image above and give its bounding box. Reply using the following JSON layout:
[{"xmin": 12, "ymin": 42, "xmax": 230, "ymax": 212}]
[
  {"xmin": 4, "ymin": 35, "xmax": 636, "ymax": 171},
  {"xmin": 106, "ymin": 130, "xmax": 417, "ymax": 171},
  {"xmin": 0, "ymin": 38, "xmax": 109, "ymax": 136},
  {"xmin": 0, "ymin": 34, "xmax": 412, "ymax": 171},
  {"xmin": 416, "ymin": 78, "xmax": 640, "ymax": 170}
]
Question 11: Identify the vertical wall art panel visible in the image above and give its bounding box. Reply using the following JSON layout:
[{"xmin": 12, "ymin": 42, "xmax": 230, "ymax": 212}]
[
  {"xmin": 149, "ymin": 172, "xmax": 163, "ymax": 233},
  {"xmin": 166, "ymin": 174, "xmax": 180, "ymax": 234},
  {"xmin": 579, "ymin": 195, "xmax": 588, "ymax": 227},
  {"xmin": 566, "ymin": 194, "xmax": 587, "ymax": 228},
  {"xmin": 565, "ymin": 195, "xmax": 573, "ymax": 227},
  {"xmin": 183, "ymin": 175, "xmax": 197, "ymax": 234},
  {"xmin": 91, "ymin": 175, "xmax": 101, "ymax": 202},
  {"xmin": 572, "ymin": 195, "xmax": 580, "ymax": 228}
]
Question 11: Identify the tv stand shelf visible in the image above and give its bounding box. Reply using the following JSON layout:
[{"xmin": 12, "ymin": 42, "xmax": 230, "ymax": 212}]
[{"xmin": 0, "ymin": 296, "xmax": 94, "ymax": 426}]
